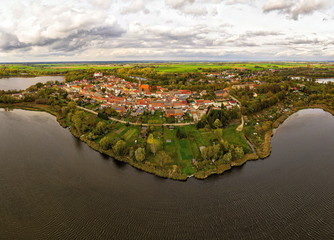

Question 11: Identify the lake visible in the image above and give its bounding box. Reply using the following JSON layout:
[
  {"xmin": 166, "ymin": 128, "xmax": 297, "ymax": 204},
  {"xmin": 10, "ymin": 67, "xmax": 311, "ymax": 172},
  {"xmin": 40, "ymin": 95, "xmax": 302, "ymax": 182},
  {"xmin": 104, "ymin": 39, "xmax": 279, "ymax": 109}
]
[
  {"xmin": 0, "ymin": 76, "xmax": 65, "ymax": 91},
  {"xmin": 0, "ymin": 108, "xmax": 333, "ymax": 239},
  {"xmin": 317, "ymin": 78, "xmax": 334, "ymax": 83}
]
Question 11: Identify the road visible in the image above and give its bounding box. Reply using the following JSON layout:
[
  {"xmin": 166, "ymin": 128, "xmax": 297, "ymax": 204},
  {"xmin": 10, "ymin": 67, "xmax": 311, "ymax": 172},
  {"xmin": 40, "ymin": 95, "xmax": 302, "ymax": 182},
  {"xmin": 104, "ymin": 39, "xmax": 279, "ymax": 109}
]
[
  {"xmin": 77, "ymin": 106, "xmax": 195, "ymax": 127},
  {"xmin": 230, "ymin": 95, "xmax": 244, "ymax": 132}
]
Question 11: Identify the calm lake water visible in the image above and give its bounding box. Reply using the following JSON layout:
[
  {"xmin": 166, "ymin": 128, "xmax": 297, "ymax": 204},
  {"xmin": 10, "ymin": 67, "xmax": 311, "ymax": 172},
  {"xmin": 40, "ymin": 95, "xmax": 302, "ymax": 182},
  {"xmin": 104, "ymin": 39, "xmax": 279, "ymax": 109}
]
[
  {"xmin": 0, "ymin": 108, "xmax": 333, "ymax": 239},
  {"xmin": 0, "ymin": 76, "xmax": 65, "ymax": 91}
]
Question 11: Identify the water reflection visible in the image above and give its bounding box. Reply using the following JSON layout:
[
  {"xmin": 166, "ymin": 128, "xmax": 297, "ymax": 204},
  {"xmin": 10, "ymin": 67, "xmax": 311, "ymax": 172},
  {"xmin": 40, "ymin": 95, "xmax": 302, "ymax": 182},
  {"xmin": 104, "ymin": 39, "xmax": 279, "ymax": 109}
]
[{"xmin": 0, "ymin": 76, "xmax": 65, "ymax": 91}]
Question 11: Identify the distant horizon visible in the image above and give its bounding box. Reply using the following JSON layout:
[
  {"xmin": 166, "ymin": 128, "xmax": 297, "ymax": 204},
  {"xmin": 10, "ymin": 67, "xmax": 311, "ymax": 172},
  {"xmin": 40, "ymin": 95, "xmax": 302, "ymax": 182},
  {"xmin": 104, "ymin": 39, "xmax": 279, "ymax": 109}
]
[
  {"xmin": 1, "ymin": 1, "xmax": 334, "ymax": 62},
  {"xmin": 1, "ymin": 60, "xmax": 334, "ymax": 65}
]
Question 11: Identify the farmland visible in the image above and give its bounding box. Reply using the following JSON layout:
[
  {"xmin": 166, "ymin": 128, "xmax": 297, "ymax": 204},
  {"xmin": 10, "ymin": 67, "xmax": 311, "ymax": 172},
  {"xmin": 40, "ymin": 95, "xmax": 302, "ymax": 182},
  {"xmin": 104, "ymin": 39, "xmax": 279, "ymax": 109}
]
[{"xmin": 2, "ymin": 62, "xmax": 334, "ymax": 76}]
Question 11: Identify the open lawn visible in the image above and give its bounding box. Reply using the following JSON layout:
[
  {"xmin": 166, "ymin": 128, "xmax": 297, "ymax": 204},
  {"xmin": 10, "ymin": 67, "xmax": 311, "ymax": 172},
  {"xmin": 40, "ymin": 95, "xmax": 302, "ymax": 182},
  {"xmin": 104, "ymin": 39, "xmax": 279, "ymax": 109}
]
[{"xmin": 223, "ymin": 125, "xmax": 252, "ymax": 153}]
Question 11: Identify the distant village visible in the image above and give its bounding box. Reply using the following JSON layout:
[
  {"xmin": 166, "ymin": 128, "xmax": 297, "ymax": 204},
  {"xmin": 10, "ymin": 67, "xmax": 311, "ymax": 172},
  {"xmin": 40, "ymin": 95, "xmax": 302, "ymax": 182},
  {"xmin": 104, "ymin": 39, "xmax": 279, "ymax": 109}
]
[{"xmin": 60, "ymin": 72, "xmax": 242, "ymax": 122}]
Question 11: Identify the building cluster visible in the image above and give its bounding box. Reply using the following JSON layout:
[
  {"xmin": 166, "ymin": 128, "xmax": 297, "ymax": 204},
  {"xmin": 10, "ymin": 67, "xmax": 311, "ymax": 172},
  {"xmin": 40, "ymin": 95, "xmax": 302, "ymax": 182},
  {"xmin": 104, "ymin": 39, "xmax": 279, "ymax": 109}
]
[{"xmin": 61, "ymin": 73, "xmax": 238, "ymax": 122}]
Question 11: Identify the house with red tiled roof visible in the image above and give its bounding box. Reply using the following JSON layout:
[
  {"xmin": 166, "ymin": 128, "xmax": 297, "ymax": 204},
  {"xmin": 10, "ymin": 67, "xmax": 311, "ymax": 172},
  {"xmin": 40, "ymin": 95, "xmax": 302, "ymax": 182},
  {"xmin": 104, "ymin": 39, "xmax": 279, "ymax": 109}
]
[
  {"xmin": 165, "ymin": 109, "xmax": 184, "ymax": 118},
  {"xmin": 140, "ymin": 84, "xmax": 151, "ymax": 93}
]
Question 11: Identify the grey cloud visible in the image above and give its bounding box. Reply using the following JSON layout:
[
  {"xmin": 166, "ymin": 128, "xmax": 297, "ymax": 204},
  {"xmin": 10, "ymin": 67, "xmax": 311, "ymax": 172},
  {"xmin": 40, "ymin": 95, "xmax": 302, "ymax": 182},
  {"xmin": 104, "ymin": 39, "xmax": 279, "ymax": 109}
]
[
  {"xmin": 0, "ymin": 23, "xmax": 125, "ymax": 54},
  {"xmin": 0, "ymin": 30, "xmax": 29, "ymax": 51},
  {"xmin": 45, "ymin": 24, "xmax": 125, "ymax": 52},
  {"xmin": 242, "ymin": 31, "xmax": 283, "ymax": 38},
  {"xmin": 263, "ymin": 0, "xmax": 333, "ymax": 20}
]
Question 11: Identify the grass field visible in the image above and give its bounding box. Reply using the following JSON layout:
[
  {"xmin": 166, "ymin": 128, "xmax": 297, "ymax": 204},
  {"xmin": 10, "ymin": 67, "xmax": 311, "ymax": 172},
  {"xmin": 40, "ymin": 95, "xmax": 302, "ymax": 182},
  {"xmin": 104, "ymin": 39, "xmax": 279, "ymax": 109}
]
[
  {"xmin": 150, "ymin": 62, "xmax": 334, "ymax": 73},
  {"xmin": 2, "ymin": 62, "xmax": 334, "ymax": 74},
  {"xmin": 222, "ymin": 125, "xmax": 252, "ymax": 153}
]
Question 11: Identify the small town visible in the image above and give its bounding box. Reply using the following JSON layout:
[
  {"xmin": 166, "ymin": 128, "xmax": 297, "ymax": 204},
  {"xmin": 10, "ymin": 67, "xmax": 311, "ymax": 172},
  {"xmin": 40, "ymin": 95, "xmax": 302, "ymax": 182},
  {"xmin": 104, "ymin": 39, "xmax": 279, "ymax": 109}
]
[{"xmin": 61, "ymin": 72, "xmax": 240, "ymax": 123}]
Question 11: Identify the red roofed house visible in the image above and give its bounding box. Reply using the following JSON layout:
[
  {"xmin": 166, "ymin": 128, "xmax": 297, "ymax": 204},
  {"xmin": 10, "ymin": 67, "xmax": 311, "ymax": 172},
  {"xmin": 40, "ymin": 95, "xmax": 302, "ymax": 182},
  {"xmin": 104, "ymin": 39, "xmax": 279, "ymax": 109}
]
[{"xmin": 140, "ymin": 84, "xmax": 151, "ymax": 93}]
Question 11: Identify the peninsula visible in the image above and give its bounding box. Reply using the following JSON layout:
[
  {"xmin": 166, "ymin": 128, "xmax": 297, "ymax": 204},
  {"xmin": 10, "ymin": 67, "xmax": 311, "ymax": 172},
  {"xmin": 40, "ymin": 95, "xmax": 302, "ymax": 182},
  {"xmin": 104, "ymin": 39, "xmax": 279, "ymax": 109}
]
[{"xmin": 1, "ymin": 62, "xmax": 334, "ymax": 180}]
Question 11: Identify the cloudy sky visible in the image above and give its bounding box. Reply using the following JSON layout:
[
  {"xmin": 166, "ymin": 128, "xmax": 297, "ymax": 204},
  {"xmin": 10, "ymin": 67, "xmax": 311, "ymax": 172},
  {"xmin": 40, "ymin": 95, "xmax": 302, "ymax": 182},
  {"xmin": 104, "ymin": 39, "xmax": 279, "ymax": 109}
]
[{"xmin": 1, "ymin": 0, "xmax": 334, "ymax": 62}]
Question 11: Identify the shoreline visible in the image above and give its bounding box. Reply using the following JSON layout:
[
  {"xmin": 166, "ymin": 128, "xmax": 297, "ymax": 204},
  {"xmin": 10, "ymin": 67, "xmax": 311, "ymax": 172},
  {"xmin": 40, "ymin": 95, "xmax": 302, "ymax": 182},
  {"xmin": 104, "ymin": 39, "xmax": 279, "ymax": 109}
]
[
  {"xmin": 250, "ymin": 104, "xmax": 334, "ymax": 160},
  {"xmin": 1, "ymin": 103, "xmax": 333, "ymax": 180}
]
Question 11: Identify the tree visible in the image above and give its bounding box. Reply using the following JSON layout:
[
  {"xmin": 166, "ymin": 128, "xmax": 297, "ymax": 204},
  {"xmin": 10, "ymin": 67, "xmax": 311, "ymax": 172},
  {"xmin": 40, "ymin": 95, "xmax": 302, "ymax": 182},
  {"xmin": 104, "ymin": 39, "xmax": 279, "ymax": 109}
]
[
  {"xmin": 60, "ymin": 106, "xmax": 69, "ymax": 118},
  {"xmin": 211, "ymin": 129, "xmax": 223, "ymax": 142},
  {"xmin": 98, "ymin": 112, "xmax": 109, "ymax": 120},
  {"xmin": 113, "ymin": 140, "xmax": 127, "ymax": 156},
  {"xmin": 213, "ymin": 119, "xmax": 222, "ymax": 129},
  {"xmin": 35, "ymin": 82, "xmax": 44, "ymax": 88},
  {"xmin": 129, "ymin": 147, "xmax": 134, "ymax": 159},
  {"xmin": 176, "ymin": 129, "xmax": 187, "ymax": 139},
  {"xmin": 222, "ymin": 152, "xmax": 232, "ymax": 163},
  {"xmin": 232, "ymin": 146, "xmax": 244, "ymax": 160},
  {"xmin": 201, "ymin": 147, "xmax": 209, "ymax": 161},
  {"xmin": 67, "ymin": 101, "xmax": 77, "ymax": 112},
  {"xmin": 155, "ymin": 151, "xmax": 172, "ymax": 167},
  {"xmin": 147, "ymin": 133, "xmax": 159, "ymax": 155},
  {"xmin": 86, "ymin": 132, "xmax": 97, "ymax": 140},
  {"xmin": 99, "ymin": 136, "xmax": 114, "ymax": 150},
  {"xmin": 71, "ymin": 111, "xmax": 85, "ymax": 134},
  {"xmin": 135, "ymin": 148, "xmax": 146, "ymax": 162},
  {"xmin": 212, "ymin": 144, "xmax": 221, "ymax": 160},
  {"xmin": 94, "ymin": 121, "xmax": 108, "ymax": 135},
  {"xmin": 85, "ymin": 114, "xmax": 98, "ymax": 131}
]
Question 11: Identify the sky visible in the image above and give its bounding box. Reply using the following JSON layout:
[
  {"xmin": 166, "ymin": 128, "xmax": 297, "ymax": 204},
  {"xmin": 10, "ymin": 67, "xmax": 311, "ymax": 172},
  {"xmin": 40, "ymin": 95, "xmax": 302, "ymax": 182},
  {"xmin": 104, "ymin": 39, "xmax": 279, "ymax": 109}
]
[{"xmin": 0, "ymin": 0, "xmax": 334, "ymax": 62}]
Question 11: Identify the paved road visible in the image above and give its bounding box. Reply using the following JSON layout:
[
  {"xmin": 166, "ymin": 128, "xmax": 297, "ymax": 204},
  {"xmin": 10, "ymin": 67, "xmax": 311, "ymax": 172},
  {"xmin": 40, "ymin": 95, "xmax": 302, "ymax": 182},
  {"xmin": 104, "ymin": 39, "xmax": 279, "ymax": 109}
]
[{"xmin": 77, "ymin": 106, "xmax": 195, "ymax": 127}]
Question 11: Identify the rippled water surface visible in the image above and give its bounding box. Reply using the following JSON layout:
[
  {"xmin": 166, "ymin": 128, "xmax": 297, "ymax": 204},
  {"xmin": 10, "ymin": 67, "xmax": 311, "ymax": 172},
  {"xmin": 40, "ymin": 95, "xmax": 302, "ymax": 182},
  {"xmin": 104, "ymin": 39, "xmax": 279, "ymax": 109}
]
[
  {"xmin": 0, "ymin": 76, "xmax": 64, "ymax": 90},
  {"xmin": 0, "ymin": 108, "xmax": 333, "ymax": 239}
]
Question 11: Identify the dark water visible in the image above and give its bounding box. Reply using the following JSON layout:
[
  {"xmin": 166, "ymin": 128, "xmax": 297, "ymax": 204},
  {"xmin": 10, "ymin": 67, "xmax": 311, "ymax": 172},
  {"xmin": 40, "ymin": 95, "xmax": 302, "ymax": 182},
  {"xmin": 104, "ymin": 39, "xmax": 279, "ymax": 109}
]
[
  {"xmin": 0, "ymin": 76, "xmax": 65, "ymax": 91},
  {"xmin": 0, "ymin": 108, "xmax": 333, "ymax": 240}
]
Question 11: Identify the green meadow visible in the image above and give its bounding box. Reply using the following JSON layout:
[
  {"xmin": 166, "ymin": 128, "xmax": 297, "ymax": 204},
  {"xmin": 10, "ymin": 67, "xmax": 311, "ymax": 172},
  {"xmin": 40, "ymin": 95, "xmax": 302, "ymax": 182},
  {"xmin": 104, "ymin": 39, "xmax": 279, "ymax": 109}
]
[{"xmin": 2, "ymin": 62, "xmax": 334, "ymax": 75}]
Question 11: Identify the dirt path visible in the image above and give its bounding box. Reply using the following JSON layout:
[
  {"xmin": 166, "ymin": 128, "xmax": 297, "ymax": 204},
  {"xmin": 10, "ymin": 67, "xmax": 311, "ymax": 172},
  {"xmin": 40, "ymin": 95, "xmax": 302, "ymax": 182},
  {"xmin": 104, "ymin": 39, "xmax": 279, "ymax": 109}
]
[
  {"xmin": 236, "ymin": 115, "xmax": 244, "ymax": 131},
  {"xmin": 230, "ymin": 95, "xmax": 244, "ymax": 132}
]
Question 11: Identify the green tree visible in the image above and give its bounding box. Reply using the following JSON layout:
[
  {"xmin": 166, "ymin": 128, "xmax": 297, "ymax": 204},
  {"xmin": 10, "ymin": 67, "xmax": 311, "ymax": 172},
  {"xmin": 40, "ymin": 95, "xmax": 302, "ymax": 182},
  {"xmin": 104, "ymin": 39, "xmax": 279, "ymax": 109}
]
[
  {"xmin": 113, "ymin": 140, "xmax": 127, "ymax": 156},
  {"xmin": 86, "ymin": 132, "xmax": 97, "ymax": 140},
  {"xmin": 135, "ymin": 148, "xmax": 146, "ymax": 162},
  {"xmin": 201, "ymin": 147, "xmax": 209, "ymax": 161},
  {"xmin": 212, "ymin": 144, "xmax": 221, "ymax": 160},
  {"xmin": 233, "ymin": 146, "xmax": 244, "ymax": 160},
  {"xmin": 155, "ymin": 151, "xmax": 172, "ymax": 167},
  {"xmin": 147, "ymin": 133, "xmax": 159, "ymax": 155},
  {"xmin": 213, "ymin": 119, "xmax": 222, "ymax": 129},
  {"xmin": 222, "ymin": 152, "xmax": 232, "ymax": 163},
  {"xmin": 99, "ymin": 136, "xmax": 114, "ymax": 150},
  {"xmin": 94, "ymin": 121, "xmax": 108, "ymax": 135},
  {"xmin": 67, "ymin": 101, "xmax": 77, "ymax": 112},
  {"xmin": 71, "ymin": 111, "xmax": 85, "ymax": 134}
]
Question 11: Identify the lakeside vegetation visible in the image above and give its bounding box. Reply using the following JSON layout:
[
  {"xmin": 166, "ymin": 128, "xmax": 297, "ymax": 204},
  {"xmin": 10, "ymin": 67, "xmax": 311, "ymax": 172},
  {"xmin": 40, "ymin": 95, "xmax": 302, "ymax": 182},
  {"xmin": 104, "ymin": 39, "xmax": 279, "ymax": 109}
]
[{"xmin": 1, "ymin": 62, "xmax": 334, "ymax": 180}]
